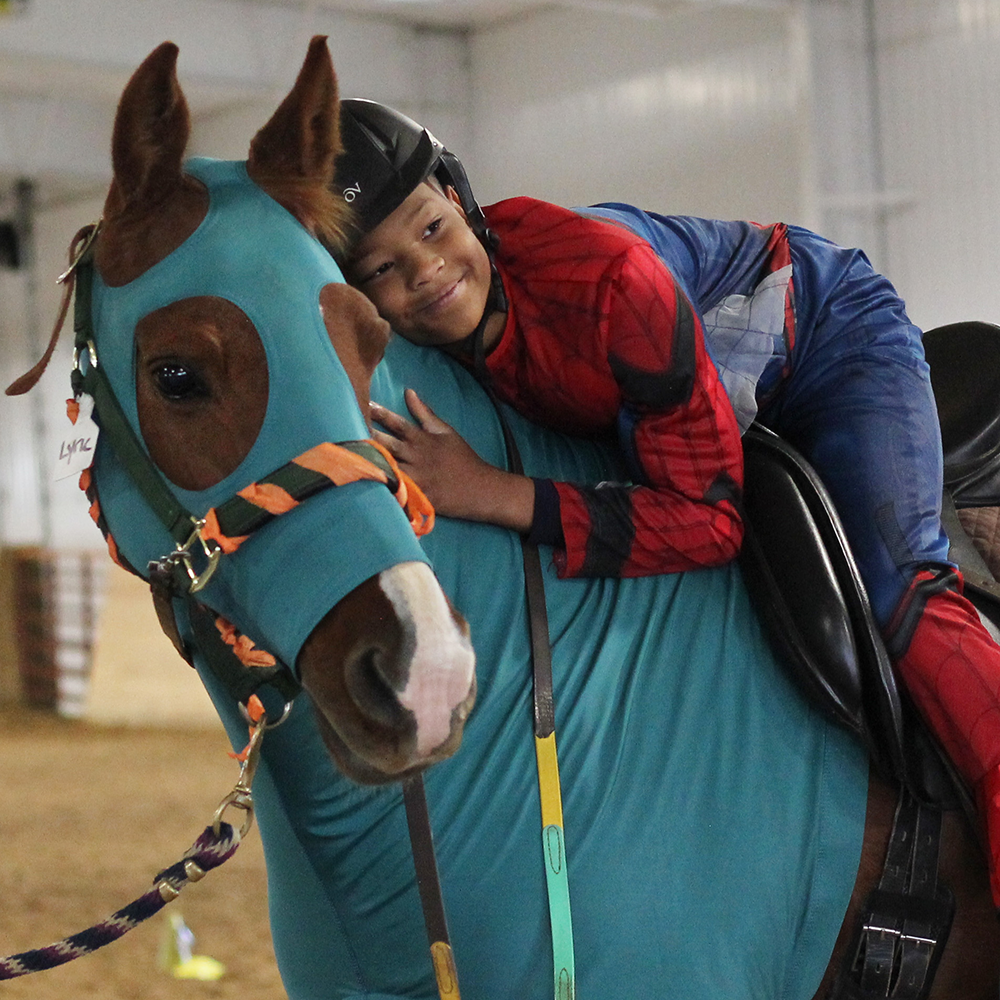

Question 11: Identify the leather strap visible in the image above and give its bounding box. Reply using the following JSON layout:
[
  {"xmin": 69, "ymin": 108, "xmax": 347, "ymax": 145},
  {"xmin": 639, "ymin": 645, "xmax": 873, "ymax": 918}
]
[
  {"xmin": 831, "ymin": 787, "xmax": 954, "ymax": 999},
  {"xmin": 403, "ymin": 778, "xmax": 460, "ymax": 999},
  {"xmin": 148, "ymin": 560, "xmax": 193, "ymax": 665},
  {"xmin": 482, "ymin": 384, "xmax": 575, "ymax": 1000},
  {"xmin": 892, "ymin": 804, "xmax": 948, "ymax": 997},
  {"xmin": 858, "ymin": 793, "xmax": 918, "ymax": 994},
  {"xmin": 71, "ymin": 245, "xmax": 196, "ymax": 549},
  {"xmin": 487, "ymin": 393, "xmax": 557, "ymax": 738}
]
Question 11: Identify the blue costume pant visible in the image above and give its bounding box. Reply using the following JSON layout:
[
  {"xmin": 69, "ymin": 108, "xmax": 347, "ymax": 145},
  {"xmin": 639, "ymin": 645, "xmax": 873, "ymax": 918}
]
[
  {"xmin": 585, "ymin": 208, "xmax": 1000, "ymax": 909},
  {"xmin": 584, "ymin": 205, "xmax": 951, "ymax": 628},
  {"xmin": 761, "ymin": 230, "xmax": 951, "ymax": 627}
]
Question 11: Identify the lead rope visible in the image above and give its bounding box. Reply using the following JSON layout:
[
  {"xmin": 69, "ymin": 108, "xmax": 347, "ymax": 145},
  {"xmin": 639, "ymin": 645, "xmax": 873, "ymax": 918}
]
[{"xmin": 0, "ymin": 704, "xmax": 269, "ymax": 981}]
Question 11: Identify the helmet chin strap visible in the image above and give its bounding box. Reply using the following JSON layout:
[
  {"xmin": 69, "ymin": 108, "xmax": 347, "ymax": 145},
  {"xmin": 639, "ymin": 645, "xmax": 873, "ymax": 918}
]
[{"xmin": 450, "ymin": 248, "xmax": 507, "ymax": 383}]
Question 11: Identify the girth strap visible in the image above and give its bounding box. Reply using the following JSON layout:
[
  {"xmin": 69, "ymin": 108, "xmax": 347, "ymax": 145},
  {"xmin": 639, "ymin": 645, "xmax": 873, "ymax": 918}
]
[{"xmin": 831, "ymin": 787, "xmax": 954, "ymax": 999}]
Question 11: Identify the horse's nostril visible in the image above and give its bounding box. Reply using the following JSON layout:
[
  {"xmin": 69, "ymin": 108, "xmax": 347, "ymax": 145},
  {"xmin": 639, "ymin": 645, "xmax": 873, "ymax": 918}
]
[{"xmin": 345, "ymin": 646, "xmax": 412, "ymax": 730}]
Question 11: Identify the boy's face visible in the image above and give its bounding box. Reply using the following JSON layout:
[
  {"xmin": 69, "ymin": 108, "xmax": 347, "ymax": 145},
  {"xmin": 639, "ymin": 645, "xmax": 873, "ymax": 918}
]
[{"xmin": 347, "ymin": 183, "xmax": 492, "ymax": 347}]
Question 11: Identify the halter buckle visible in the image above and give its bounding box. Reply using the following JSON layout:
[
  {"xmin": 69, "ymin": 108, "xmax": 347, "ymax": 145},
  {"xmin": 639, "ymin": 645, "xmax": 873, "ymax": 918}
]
[{"xmin": 170, "ymin": 519, "xmax": 223, "ymax": 594}]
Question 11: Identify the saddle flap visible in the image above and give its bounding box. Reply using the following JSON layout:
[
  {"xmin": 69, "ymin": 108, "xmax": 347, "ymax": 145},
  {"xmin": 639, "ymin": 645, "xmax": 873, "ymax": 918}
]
[
  {"xmin": 924, "ymin": 321, "xmax": 1000, "ymax": 507},
  {"xmin": 740, "ymin": 424, "xmax": 907, "ymax": 776},
  {"xmin": 741, "ymin": 425, "xmax": 977, "ymax": 813}
]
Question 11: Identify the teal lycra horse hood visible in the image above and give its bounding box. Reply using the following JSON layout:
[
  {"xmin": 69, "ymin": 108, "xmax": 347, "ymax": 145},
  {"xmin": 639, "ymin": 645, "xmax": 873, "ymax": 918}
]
[{"xmin": 89, "ymin": 157, "xmax": 430, "ymax": 670}]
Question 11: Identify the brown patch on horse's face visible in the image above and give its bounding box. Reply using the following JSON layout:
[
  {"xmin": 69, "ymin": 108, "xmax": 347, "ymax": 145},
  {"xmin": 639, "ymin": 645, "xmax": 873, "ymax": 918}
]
[
  {"xmin": 320, "ymin": 283, "xmax": 392, "ymax": 417},
  {"xmin": 135, "ymin": 297, "xmax": 268, "ymax": 491},
  {"xmin": 135, "ymin": 285, "xmax": 387, "ymax": 493}
]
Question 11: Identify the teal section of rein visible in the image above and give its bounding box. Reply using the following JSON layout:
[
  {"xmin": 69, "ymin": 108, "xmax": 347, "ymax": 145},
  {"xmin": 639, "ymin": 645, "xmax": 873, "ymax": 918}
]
[{"xmin": 542, "ymin": 823, "xmax": 576, "ymax": 1000}]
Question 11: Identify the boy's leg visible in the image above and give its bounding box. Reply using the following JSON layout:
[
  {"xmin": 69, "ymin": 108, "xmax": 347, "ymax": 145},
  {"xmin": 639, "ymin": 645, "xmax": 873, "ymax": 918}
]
[
  {"xmin": 889, "ymin": 569, "xmax": 1000, "ymax": 902},
  {"xmin": 763, "ymin": 237, "xmax": 1000, "ymax": 903}
]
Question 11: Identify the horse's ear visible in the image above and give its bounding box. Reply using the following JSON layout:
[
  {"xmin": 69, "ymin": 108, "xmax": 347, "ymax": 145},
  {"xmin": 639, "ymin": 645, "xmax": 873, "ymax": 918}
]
[
  {"xmin": 248, "ymin": 35, "xmax": 340, "ymax": 186},
  {"xmin": 104, "ymin": 42, "xmax": 190, "ymax": 218},
  {"xmin": 97, "ymin": 42, "xmax": 204, "ymax": 285}
]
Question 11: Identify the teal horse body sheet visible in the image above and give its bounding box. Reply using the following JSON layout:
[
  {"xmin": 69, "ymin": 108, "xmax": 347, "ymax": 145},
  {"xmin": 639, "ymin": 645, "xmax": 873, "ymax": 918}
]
[{"xmin": 196, "ymin": 337, "xmax": 868, "ymax": 1000}]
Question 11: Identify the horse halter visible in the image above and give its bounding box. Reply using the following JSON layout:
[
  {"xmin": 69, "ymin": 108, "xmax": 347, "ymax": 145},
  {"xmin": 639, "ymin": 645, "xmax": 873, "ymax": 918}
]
[
  {"xmin": 73, "ymin": 231, "xmax": 430, "ymax": 561},
  {"xmin": 77, "ymin": 157, "xmax": 434, "ymax": 679}
]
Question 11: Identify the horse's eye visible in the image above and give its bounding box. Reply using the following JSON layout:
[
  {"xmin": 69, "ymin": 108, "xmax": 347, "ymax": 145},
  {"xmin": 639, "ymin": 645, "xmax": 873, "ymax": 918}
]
[{"xmin": 153, "ymin": 363, "xmax": 206, "ymax": 401}]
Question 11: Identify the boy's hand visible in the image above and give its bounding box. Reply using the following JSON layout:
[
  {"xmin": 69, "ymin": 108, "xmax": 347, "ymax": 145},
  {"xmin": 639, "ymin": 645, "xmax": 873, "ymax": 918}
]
[
  {"xmin": 370, "ymin": 389, "xmax": 534, "ymax": 532},
  {"xmin": 370, "ymin": 390, "xmax": 483, "ymax": 513}
]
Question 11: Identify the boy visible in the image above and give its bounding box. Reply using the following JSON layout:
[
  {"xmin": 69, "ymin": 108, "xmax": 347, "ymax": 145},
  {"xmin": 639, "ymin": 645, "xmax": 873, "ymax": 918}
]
[
  {"xmin": 339, "ymin": 101, "xmax": 745, "ymax": 581},
  {"xmin": 336, "ymin": 99, "xmax": 1000, "ymax": 906}
]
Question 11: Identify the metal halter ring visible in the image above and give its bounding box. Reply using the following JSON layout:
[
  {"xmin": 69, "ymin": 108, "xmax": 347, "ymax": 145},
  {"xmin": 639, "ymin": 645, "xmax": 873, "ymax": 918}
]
[
  {"xmin": 71, "ymin": 339, "xmax": 99, "ymax": 374},
  {"xmin": 239, "ymin": 699, "xmax": 294, "ymax": 730},
  {"xmin": 171, "ymin": 519, "xmax": 223, "ymax": 594}
]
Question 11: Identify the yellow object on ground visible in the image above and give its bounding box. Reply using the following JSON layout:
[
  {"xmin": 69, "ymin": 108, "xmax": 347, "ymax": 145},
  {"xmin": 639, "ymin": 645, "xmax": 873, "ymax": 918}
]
[{"xmin": 158, "ymin": 911, "xmax": 226, "ymax": 981}]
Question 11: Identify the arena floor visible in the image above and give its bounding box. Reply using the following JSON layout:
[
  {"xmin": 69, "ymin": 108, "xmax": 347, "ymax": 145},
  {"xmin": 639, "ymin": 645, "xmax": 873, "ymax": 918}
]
[{"xmin": 0, "ymin": 707, "xmax": 286, "ymax": 999}]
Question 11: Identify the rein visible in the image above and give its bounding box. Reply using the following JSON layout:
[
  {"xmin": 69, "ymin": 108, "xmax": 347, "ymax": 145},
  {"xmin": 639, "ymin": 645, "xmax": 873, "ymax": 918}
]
[{"xmin": 482, "ymin": 383, "xmax": 575, "ymax": 1000}]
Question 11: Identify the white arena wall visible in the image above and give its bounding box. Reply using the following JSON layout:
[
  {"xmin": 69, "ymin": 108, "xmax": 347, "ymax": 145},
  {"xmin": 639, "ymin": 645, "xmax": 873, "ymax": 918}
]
[{"xmin": 1, "ymin": 0, "xmax": 998, "ymax": 724}]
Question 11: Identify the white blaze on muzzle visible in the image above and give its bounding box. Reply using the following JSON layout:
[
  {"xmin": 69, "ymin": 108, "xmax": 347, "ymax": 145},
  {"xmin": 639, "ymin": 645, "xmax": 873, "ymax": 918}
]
[{"xmin": 380, "ymin": 562, "xmax": 475, "ymax": 756}]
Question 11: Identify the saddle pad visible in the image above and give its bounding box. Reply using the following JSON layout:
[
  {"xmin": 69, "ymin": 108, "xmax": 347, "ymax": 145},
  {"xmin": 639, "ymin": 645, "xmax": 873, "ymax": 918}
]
[{"xmin": 958, "ymin": 506, "xmax": 1000, "ymax": 582}]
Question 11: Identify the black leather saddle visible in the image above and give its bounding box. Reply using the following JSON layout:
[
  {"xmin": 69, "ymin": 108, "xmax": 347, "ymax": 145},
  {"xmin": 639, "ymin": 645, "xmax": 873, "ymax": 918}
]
[
  {"xmin": 925, "ymin": 321, "xmax": 1000, "ymax": 510},
  {"xmin": 740, "ymin": 321, "xmax": 1000, "ymax": 817},
  {"xmin": 741, "ymin": 323, "xmax": 1000, "ymax": 999}
]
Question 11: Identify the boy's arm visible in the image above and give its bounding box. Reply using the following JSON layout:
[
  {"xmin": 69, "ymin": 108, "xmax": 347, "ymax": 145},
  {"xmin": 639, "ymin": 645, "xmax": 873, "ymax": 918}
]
[
  {"xmin": 371, "ymin": 391, "xmax": 535, "ymax": 533},
  {"xmin": 372, "ymin": 246, "xmax": 743, "ymax": 579},
  {"xmin": 547, "ymin": 246, "xmax": 744, "ymax": 578}
]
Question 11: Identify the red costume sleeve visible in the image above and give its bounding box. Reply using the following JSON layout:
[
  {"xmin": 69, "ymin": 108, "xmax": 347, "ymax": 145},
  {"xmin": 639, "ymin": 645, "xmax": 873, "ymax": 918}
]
[{"xmin": 551, "ymin": 244, "xmax": 744, "ymax": 578}]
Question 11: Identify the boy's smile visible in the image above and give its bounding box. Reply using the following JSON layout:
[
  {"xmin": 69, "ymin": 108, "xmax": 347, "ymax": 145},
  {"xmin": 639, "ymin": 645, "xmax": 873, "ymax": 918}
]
[{"xmin": 348, "ymin": 183, "xmax": 496, "ymax": 348}]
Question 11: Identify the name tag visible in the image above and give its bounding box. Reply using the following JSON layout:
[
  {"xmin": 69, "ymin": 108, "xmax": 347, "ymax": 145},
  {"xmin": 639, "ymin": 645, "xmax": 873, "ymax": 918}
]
[{"xmin": 55, "ymin": 393, "xmax": 100, "ymax": 480}]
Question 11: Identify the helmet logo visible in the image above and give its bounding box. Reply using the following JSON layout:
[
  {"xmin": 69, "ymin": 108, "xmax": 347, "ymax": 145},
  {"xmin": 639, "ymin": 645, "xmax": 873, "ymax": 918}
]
[{"xmin": 343, "ymin": 182, "xmax": 361, "ymax": 203}]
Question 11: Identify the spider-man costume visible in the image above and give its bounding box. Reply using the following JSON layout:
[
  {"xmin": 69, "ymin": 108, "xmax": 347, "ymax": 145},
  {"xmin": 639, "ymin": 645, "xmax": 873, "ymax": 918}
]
[
  {"xmin": 482, "ymin": 196, "xmax": 1000, "ymax": 904},
  {"xmin": 482, "ymin": 197, "xmax": 744, "ymax": 579}
]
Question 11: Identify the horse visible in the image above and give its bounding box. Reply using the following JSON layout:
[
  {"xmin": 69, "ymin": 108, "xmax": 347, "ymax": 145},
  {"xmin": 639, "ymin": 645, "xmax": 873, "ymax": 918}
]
[{"xmin": 33, "ymin": 35, "xmax": 1000, "ymax": 999}]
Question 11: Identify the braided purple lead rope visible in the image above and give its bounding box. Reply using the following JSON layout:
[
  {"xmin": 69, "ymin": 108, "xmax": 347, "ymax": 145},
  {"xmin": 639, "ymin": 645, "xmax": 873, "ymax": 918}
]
[{"xmin": 0, "ymin": 821, "xmax": 242, "ymax": 980}]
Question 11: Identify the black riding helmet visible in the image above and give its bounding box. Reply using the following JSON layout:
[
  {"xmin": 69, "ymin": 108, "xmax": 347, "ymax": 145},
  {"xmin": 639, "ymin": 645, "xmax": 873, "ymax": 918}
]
[
  {"xmin": 336, "ymin": 99, "xmax": 490, "ymax": 244},
  {"xmin": 335, "ymin": 99, "xmax": 506, "ymax": 370}
]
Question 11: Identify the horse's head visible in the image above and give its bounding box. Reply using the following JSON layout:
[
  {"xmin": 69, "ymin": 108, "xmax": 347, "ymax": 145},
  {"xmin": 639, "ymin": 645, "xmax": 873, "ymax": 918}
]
[{"xmin": 85, "ymin": 37, "xmax": 475, "ymax": 784}]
